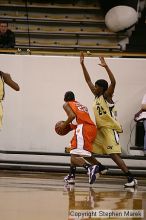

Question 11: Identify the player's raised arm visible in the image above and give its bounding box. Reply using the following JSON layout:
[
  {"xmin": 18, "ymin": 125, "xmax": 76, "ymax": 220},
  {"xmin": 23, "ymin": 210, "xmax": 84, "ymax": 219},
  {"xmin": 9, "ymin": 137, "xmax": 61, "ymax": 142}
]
[
  {"xmin": 98, "ymin": 57, "xmax": 115, "ymax": 98},
  {"xmin": 80, "ymin": 51, "xmax": 98, "ymax": 96},
  {"xmin": 0, "ymin": 71, "xmax": 20, "ymax": 91}
]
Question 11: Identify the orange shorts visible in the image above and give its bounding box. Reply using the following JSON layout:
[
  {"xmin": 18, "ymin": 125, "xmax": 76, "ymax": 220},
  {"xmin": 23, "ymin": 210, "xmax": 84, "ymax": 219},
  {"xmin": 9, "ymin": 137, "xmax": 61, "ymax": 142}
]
[{"xmin": 70, "ymin": 123, "xmax": 97, "ymax": 152}]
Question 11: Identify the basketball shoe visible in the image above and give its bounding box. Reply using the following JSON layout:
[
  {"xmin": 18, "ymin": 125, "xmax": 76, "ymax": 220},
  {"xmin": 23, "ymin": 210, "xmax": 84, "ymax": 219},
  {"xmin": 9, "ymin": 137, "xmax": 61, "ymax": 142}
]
[
  {"xmin": 64, "ymin": 174, "xmax": 75, "ymax": 184},
  {"xmin": 124, "ymin": 177, "xmax": 138, "ymax": 187},
  {"xmin": 88, "ymin": 165, "xmax": 99, "ymax": 184}
]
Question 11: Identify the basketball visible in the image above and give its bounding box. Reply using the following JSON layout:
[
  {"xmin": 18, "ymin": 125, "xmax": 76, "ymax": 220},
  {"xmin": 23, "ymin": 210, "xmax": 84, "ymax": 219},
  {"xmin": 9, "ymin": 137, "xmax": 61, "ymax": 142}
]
[{"xmin": 55, "ymin": 120, "xmax": 72, "ymax": 136}]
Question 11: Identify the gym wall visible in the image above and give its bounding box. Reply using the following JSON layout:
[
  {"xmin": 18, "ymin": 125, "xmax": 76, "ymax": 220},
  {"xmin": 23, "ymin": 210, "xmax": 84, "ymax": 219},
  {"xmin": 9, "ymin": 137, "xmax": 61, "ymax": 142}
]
[{"xmin": 0, "ymin": 54, "xmax": 145, "ymax": 160}]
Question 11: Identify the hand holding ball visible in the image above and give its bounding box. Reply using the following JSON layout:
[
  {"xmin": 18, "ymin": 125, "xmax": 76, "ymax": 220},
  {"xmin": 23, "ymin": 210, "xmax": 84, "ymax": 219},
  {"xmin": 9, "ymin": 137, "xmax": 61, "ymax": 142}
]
[{"xmin": 55, "ymin": 121, "xmax": 72, "ymax": 136}]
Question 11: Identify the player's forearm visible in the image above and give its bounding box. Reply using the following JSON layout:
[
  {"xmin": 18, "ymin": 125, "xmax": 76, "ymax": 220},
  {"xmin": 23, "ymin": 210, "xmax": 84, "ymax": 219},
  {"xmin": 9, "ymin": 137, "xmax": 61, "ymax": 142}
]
[
  {"xmin": 104, "ymin": 65, "xmax": 116, "ymax": 85},
  {"xmin": 2, "ymin": 72, "xmax": 20, "ymax": 91},
  {"xmin": 63, "ymin": 116, "xmax": 75, "ymax": 128},
  {"xmin": 81, "ymin": 63, "xmax": 91, "ymax": 83}
]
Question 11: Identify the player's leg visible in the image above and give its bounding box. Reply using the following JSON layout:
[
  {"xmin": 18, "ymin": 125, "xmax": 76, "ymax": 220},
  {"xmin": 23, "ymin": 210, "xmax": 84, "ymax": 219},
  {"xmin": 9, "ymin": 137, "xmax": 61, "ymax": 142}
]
[
  {"xmin": 94, "ymin": 128, "xmax": 137, "ymax": 187},
  {"xmin": 65, "ymin": 124, "xmax": 99, "ymax": 184},
  {"xmin": 64, "ymin": 159, "xmax": 76, "ymax": 184},
  {"xmin": 84, "ymin": 155, "xmax": 108, "ymax": 175},
  {"xmin": 92, "ymin": 129, "xmax": 109, "ymax": 174},
  {"xmin": 64, "ymin": 129, "xmax": 77, "ymax": 184},
  {"xmin": 106, "ymin": 131, "xmax": 137, "ymax": 187},
  {"xmin": 110, "ymin": 153, "xmax": 137, "ymax": 187},
  {"xmin": 64, "ymin": 154, "xmax": 100, "ymax": 185},
  {"xmin": 71, "ymin": 154, "xmax": 99, "ymax": 184},
  {"xmin": 105, "ymin": 130, "xmax": 137, "ymax": 187}
]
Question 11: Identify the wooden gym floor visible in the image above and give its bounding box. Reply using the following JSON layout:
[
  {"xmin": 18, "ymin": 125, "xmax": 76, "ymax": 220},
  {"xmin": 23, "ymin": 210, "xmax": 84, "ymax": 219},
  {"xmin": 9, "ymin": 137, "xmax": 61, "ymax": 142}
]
[{"xmin": 0, "ymin": 170, "xmax": 145, "ymax": 220}]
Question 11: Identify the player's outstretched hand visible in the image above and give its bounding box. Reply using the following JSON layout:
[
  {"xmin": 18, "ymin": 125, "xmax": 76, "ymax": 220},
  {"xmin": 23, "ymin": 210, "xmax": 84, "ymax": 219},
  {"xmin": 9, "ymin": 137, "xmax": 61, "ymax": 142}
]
[{"xmin": 98, "ymin": 57, "xmax": 107, "ymax": 68}]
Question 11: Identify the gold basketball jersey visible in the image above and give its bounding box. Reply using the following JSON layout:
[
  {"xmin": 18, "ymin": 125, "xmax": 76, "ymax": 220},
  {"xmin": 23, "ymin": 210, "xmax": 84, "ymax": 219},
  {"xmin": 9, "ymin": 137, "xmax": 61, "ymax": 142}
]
[
  {"xmin": 93, "ymin": 95, "xmax": 122, "ymax": 132},
  {"xmin": 0, "ymin": 76, "xmax": 4, "ymax": 100}
]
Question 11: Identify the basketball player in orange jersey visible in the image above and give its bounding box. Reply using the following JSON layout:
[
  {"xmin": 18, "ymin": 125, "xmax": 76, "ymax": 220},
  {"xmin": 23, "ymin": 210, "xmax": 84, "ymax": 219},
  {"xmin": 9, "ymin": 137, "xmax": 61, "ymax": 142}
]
[
  {"xmin": 0, "ymin": 70, "xmax": 20, "ymax": 129},
  {"xmin": 58, "ymin": 91, "xmax": 106, "ymax": 185},
  {"xmin": 80, "ymin": 52, "xmax": 137, "ymax": 188}
]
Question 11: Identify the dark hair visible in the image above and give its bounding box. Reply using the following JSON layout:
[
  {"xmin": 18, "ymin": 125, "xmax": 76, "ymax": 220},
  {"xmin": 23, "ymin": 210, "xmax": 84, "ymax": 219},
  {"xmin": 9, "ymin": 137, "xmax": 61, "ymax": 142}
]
[
  {"xmin": 95, "ymin": 79, "xmax": 108, "ymax": 92},
  {"xmin": 64, "ymin": 91, "xmax": 75, "ymax": 101}
]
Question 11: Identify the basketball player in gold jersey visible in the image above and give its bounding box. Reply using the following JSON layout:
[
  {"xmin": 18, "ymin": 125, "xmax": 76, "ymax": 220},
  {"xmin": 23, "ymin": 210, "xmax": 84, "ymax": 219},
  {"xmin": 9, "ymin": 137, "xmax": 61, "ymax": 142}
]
[
  {"xmin": 0, "ymin": 70, "xmax": 20, "ymax": 129},
  {"xmin": 80, "ymin": 52, "xmax": 137, "ymax": 187}
]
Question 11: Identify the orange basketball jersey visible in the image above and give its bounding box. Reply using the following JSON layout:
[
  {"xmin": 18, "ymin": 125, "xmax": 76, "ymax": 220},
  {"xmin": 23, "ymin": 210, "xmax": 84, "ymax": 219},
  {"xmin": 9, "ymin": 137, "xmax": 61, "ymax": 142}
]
[
  {"xmin": 68, "ymin": 100, "xmax": 95, "ymax": 126},
  {"xmin": 67, "ymin": 100, "xmax": 97, "ymax": 152}
]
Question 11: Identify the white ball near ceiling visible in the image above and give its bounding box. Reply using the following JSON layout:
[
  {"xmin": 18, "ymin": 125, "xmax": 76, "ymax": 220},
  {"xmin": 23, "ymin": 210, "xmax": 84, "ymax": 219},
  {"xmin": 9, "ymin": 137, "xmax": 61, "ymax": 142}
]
[{"xmin": 105, "ymin": 6, "xmax": 138, "ymax": 32}]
